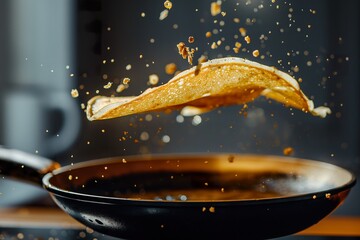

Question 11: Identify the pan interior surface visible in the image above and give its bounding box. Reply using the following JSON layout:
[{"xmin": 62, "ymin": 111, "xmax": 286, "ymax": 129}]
[{"xmin": 46, "ymin": 154, "xmax": 354, "ymax": 202}]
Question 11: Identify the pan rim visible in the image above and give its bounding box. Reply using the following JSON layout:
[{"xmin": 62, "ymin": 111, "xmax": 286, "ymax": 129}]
[{"xmin": 42, "ymin": 153, "xmax": 357, "ymax": 206}]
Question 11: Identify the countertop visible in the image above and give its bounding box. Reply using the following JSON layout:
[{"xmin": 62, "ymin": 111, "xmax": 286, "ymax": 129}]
[{"xmin": 0, "ymin": 207, "xmax": 360, "ymax": 239}]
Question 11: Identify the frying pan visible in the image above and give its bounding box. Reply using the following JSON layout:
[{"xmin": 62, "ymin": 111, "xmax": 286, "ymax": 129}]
[{"xmin": 0, "ymin": 147, "xmax": 356, "ymax": 239}]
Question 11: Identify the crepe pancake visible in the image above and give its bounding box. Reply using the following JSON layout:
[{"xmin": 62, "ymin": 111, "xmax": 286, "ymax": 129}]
[{"xmin": 86, "ymin": 57, "xmax": 330, "ymax": 121}]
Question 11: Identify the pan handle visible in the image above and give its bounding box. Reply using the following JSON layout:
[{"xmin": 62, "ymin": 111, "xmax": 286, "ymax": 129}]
[{"xmin": 0, "ymin": 146, "xmax": 60, "ymax": 186}]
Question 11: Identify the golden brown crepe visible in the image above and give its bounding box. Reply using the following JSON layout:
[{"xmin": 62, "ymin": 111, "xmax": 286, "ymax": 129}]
[{"xmin": 86, "ymin": 57, "xmax": 330, "ymax": 121}]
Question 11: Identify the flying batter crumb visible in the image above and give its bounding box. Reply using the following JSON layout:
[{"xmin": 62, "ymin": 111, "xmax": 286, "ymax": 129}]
[
  {"xmin": 164, "ymin": 0, "xmax": 172, "ymax": 10},
  {"xmin": 198, "ymin": 55, "xmax": 208, "ymax": 64},
  {"xmin": 239, "ymin": 27, "xmax": 247, "ymax": 37},
  {"xmin": 188, "ymin": 36, "xmax": 195, "ymax": 43},
  {"xmin": 252, "ymin": 50, "xmax": 260, "ymax": 57},
  {"xmin": 159, "ymin": 9, "xmax": 169, "ymax": 20},
  {"xmin": 149, "ymin": 74, "xmax": 159, "ymax": 85},
  {"xmin": 211, "ymin": 42, "xmax": 218, "ymax": 49},
  {"xmin": 116, "ymin": 84, "xmax": 126, "ymax": 93},
  {"xmin": 177, "ymin": 42, "xmax": 196, "ymax": 65},
  {"xmin": 71, "ymin": 89, "xmax": 79, "ymax": 98},
  {"xmin": 123, "ymin": 77, "xmax": 131, "ymax": 84},
  {"xmin": 211, "ymin": 2, "xmax": 221, "ymax": 16},
  {"xmin": 165, "ymin": 63, "xmax": 177, "ymax": 75},
  {"xmin": 283, "ymin": 147, "xmax": 294, "ymax": 156},
  {"xmin": 103, "ymin": 82, "xmax": 113, "ymax": 89}
]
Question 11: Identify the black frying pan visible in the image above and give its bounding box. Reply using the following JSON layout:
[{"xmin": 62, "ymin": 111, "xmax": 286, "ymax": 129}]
[{"xmin": 0, "ymin": 147, "xmax": 356, "ymax": 239}]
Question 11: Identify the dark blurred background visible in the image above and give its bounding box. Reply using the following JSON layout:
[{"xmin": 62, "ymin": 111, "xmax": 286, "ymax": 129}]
[{"xmin": 0, "ymin": 0, "xmax": 359, "ymax": 218}]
